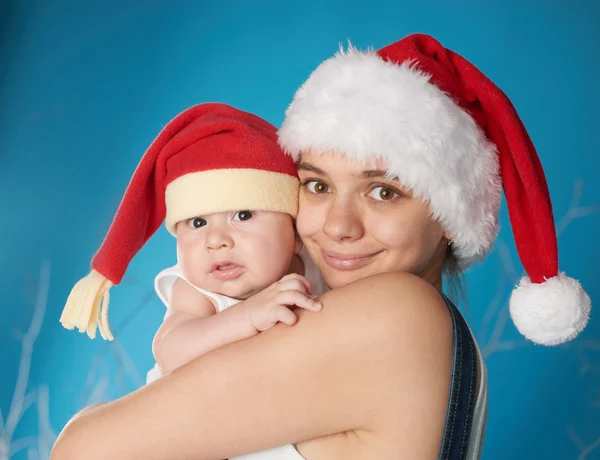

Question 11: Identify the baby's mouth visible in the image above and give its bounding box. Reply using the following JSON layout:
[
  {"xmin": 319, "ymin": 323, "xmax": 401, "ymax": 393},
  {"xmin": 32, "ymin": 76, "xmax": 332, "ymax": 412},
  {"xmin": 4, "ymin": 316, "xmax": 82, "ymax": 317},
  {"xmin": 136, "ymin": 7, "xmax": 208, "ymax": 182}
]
[{"xmin": 210, "ymin": 262, "xmax": 245, "ymax": 281}]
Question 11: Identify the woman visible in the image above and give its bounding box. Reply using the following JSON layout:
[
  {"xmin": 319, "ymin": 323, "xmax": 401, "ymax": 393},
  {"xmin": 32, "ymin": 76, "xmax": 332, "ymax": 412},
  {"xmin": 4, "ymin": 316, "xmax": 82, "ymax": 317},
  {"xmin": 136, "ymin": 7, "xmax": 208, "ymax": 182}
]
[{"xmin": 51, "ymin": 33, "xmax": 590, "ymax": 460}]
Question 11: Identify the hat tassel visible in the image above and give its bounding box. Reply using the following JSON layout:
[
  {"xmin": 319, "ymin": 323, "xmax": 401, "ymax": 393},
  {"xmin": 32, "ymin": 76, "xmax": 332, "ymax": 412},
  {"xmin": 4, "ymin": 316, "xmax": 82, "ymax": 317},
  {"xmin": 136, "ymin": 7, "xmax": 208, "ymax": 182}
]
[{"xmin": 60, "ymin": 270, "xmax": 114, "ymax": 340}]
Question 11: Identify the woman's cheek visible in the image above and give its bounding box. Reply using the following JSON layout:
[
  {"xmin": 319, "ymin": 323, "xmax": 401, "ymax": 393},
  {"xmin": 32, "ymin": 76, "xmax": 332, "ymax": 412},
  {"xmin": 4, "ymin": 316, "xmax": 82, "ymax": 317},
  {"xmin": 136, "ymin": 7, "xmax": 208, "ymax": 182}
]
[
  {"xmin": 296, "ymin": 202, "xmax": 322, "ymax": 238},
  {"xmin": 370, "ymin": 217, "xmax": 406, "ymax": 248}
]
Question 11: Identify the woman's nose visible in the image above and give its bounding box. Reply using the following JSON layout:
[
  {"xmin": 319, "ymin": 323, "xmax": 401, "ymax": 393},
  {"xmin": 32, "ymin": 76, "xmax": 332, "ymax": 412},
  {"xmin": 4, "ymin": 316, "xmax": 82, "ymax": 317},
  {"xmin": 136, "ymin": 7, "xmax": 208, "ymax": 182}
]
[
  {"xmin": 204, "ymin": 227, "xmax": 234, "ymax": 251},
  {"xmin": 322, "ymin": 199, "xmax": 364, "ymax": 242}
]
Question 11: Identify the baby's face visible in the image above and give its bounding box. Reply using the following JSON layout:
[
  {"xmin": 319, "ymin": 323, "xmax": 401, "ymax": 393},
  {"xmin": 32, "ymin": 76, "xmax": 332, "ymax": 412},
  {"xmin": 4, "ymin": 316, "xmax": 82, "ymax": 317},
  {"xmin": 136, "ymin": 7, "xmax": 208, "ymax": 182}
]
[{"xmin": 175, "ymin": 211, "xmax": 300, "ymax": 299}]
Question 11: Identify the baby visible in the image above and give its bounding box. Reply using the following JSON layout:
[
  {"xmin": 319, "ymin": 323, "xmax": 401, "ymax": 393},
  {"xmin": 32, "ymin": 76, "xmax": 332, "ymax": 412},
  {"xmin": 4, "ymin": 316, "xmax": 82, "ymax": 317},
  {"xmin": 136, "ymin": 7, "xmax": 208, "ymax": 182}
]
[
  {"xmin": 147, "ymin": 206, "xmax": 323, "ymax": 382},
  {"xmin": 60, "ymin": 103, "xmax": 325, "ymax": 356},
  {"xmin": 60, "ymin": 102, "xmax": 327, "ymax": 459}
]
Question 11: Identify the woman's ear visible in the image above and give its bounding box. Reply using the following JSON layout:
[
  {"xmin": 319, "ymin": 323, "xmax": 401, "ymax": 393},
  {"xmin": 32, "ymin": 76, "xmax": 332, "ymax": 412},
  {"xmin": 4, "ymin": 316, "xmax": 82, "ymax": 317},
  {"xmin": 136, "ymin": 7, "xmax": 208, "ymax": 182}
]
[{"xmin": 442, "ymin": 230, "xmax": 453, "ymax": 247}]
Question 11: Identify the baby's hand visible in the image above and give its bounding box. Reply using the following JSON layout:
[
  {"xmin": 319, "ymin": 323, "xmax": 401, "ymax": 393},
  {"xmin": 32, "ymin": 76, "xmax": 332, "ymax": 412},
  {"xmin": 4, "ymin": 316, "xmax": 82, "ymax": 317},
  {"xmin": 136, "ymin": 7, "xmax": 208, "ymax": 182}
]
[{"xmin": 242, "ymin": 273, "xmax": 322, "ymax": 332}]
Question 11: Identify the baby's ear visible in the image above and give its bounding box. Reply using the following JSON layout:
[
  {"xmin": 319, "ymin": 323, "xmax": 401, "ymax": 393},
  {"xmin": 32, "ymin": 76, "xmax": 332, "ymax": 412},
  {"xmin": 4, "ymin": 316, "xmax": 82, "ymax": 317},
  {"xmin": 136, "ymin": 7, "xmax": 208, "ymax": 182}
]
[
  {"xmin": 292, "ymin": 218, "xmax": 303, "ymax": 255},
  {"xmin": 294, "ymin": 234, "xmax": 304, "ymax": 255}
]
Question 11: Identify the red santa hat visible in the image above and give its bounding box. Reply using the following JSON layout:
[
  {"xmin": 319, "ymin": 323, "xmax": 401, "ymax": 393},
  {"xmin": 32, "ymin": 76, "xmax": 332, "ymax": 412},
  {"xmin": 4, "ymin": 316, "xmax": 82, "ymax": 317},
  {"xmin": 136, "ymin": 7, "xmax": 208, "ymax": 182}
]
[
  {"xmin": 278, "ymin": 33, "xmax": 591, "ymax": 345},
  {"xmin": 61, "ymin": 103, "xmax": 299, "ymax": 340}
]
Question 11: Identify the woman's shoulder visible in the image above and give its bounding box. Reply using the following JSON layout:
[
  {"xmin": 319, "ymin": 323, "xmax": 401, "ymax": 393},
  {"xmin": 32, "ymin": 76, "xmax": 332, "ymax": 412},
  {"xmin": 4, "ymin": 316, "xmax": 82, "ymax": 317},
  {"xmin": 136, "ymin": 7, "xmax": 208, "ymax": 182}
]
[
  {"xmin": 314, "ymin": 270, "xmax": 454, "ymax": 381},
  {"xmin": 301, "ymin": 271, "xmax": 453, "ymax": 456},
  {"xmin": 322, "ymin": 271, "xmax": 452, "ymax": 329}
]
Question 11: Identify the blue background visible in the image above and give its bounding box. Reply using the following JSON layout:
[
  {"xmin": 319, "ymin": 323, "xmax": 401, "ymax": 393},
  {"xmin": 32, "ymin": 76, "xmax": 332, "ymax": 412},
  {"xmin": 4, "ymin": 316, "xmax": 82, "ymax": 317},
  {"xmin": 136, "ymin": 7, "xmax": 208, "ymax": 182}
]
[{"xmin": 1, "ymin": 1, "xmax": 599, "ymax": 459}]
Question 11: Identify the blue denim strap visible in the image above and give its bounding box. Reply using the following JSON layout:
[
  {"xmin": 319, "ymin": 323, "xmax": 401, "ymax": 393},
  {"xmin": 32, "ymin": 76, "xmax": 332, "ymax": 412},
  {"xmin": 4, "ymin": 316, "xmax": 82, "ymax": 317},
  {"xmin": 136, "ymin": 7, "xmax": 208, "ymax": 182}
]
[{"xmin": 437, "ymin": 294, "xmax": 478, "ymax": 460}]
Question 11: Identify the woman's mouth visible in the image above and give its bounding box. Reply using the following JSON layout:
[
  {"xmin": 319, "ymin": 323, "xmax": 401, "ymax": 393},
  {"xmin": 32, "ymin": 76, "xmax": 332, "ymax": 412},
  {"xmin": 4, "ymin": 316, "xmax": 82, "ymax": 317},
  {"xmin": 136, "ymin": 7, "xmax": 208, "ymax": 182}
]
[
  {"xmin": 210, "ymin": 262, "xmax": 244, "ymax": 281},
  {"xmin": 321, "ymin": 250, "xmax": 382, "ymax": 271}
]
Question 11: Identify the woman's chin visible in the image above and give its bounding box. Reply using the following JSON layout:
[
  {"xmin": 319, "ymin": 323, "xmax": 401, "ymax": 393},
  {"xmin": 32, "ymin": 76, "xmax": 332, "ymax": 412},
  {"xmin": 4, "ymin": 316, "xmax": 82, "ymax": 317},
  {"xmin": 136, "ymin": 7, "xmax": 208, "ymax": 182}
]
[{"xmin": 320, "ymin": 267, "xmax": 374, "ymax": 290}]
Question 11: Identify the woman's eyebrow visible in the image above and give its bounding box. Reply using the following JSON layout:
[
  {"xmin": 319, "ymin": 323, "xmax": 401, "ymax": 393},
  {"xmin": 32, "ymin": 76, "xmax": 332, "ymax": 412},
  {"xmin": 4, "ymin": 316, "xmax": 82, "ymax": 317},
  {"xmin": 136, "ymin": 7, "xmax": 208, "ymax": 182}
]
[
  {"xmin": 360, "ymin": 169, "xmax": 398, "ymax": 180},
  {"xmin": 297, "ymin": 163, "xmax": 327, "ymax": 175}
]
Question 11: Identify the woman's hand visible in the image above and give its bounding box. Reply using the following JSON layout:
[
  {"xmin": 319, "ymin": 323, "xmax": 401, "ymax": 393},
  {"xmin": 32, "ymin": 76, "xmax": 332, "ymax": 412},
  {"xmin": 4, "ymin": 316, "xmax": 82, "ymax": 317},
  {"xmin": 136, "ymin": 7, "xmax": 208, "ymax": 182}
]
[{"xmin": 242, "ymin": 273, "xmax": 322, "ymax": 331}]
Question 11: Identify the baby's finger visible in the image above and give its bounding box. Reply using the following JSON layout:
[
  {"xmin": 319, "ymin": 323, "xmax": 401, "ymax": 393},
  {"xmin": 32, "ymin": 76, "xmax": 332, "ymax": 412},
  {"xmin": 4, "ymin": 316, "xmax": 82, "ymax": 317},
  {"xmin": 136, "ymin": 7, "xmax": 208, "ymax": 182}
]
[
  {"xmin": 277, "ymin": 291, "xmax": 322, "ymax": 312},
  {"xmin": 277, "ymin": 279, "xmax": 309, "ymax": 295},
  {"xmin": 279, "ymin": 273, "xmax": 314, "ymax": 295},
  {"xmin": 275, "ymin": 306, "xmax": 298, "ymax": 326}
]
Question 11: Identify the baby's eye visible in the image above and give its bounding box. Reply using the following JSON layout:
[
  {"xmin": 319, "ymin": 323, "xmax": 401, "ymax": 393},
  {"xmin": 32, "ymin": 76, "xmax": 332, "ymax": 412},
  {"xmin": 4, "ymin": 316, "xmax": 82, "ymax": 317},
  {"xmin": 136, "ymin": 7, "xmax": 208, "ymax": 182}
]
[
  {"xmin": 233, "ymin": 211, "xmax": 254, "ymax": 221},
  {"xmin": 188, "ymin": 217, "xmax": 207, "ymax": 229},
  {"xmin": 367, "ymin": 186, "xmax": 398, "ymax": 202},
  {"xmin": 303, "ymin": 180, "xmax": 330, "ymax": 194}
]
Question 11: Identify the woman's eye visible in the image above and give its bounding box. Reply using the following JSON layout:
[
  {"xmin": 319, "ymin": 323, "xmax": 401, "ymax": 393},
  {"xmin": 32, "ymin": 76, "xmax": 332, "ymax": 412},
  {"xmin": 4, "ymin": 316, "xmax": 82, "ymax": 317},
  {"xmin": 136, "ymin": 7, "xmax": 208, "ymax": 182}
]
[
  {"xmin": 188, "ymin": 217, "xmax": 207, "ymax": 229},
  {"xmin": 233, "ymin": 211, "xmax": 254, "ymax": 221},
  {"xmin": 368, "ymin": 186, "xmax": 398, "ymax": 201},
  {"xmin": 304, "ymin": 180, "xmax": 330, "ymax": 194}
]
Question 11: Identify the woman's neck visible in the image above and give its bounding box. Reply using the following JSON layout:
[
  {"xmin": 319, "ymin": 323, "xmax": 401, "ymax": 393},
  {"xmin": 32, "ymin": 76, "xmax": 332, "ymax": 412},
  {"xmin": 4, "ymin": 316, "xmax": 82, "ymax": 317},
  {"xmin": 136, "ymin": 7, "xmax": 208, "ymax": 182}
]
[{"xmin": 418, "ymin": 239, "xmax": 447, "ymax": 292}]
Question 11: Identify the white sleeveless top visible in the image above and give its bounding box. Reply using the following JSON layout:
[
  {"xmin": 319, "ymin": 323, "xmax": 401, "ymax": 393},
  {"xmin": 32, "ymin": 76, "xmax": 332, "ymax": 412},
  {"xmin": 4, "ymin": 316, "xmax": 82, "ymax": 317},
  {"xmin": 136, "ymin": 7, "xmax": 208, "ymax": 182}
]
[{"xmin": 146, "ymin": 247, "xmax": 487, "ymax": 459}]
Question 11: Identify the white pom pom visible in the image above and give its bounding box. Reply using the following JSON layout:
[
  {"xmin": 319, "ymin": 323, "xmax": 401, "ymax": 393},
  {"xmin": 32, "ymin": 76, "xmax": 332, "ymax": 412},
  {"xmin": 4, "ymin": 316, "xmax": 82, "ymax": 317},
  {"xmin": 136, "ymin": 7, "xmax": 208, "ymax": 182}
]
[{"xmin": 509, "ymin": 273, "xmax": 591, "ymax": 346}]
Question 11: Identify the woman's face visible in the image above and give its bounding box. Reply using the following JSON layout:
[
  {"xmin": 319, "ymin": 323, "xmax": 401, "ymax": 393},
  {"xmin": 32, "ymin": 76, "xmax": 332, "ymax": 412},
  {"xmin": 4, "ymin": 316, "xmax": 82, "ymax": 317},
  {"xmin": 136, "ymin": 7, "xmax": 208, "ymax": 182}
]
[{"xmin": 296, "ymin": 151, "xmax": 448, "ymax": 289}]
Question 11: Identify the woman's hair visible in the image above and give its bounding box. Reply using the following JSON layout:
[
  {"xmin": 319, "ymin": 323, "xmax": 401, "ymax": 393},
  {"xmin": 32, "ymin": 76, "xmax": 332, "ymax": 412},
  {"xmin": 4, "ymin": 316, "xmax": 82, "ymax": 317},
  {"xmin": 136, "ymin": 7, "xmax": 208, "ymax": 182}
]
[{"xmin": 443, "ymin": 244, "xmax": 467, "ymax": 308}]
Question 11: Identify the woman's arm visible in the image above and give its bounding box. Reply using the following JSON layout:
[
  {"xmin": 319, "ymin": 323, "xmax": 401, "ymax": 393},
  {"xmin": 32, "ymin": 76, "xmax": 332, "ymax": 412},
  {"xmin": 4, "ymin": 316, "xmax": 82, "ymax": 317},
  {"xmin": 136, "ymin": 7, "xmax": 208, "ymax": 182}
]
[{"xmin": 51, "ymin": 272, "xmax": 453, "ymax": 460}]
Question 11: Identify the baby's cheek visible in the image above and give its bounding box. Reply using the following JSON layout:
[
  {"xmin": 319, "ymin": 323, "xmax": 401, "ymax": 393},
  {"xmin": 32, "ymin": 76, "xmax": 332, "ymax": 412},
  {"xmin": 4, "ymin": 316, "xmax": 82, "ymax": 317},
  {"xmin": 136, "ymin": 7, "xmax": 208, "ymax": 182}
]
[
  {"xmin": 252, "ymin": 242, "xmax": 293, "ymax": 283},
  {"xmin": 177, "ymin": 243, "xmax": 201, "ymax": 278},
  {"xmin": 178, "ymin": 257, "xmax": 194, "ymax": 281}
]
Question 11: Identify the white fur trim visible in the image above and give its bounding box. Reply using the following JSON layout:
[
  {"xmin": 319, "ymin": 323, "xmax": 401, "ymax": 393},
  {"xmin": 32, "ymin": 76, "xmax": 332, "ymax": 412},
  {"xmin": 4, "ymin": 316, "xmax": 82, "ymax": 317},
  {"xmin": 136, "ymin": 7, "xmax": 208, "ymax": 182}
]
[
  {"xmin": 278, "ymin": 45, "xmax": 501, "ymax": 267},
  {"xmin": 509, "ymin": 273, "xmax": 591, "ymax": 346}
]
